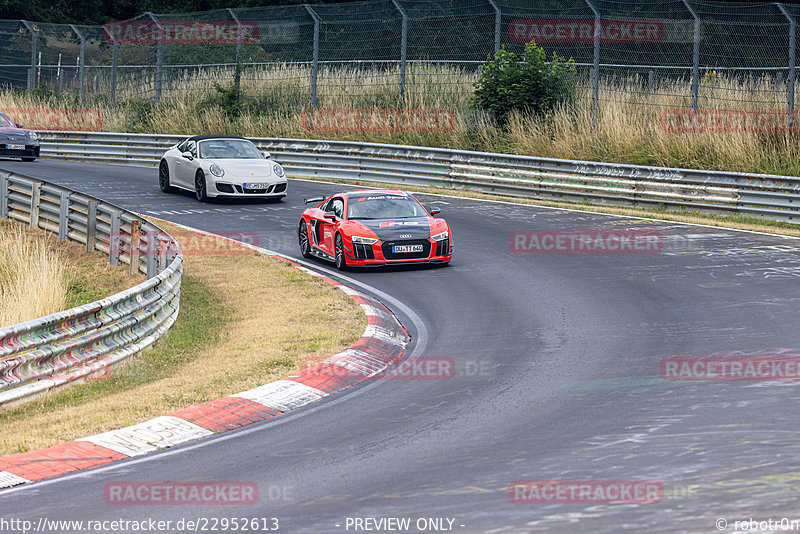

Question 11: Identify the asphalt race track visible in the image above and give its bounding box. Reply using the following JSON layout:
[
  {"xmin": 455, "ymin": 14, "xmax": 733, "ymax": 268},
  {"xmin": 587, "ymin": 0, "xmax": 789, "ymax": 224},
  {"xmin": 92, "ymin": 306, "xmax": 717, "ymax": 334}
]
[{"xmin": 2, "ymin": 159, "xmax": 800, "ymax": 533}]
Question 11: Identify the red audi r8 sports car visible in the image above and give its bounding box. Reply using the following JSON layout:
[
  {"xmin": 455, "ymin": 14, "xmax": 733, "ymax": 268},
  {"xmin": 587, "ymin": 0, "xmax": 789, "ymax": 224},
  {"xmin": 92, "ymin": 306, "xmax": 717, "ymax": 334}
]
[{"xmin": 298, "ymin": 189, "xmax": 452, "ymax": 270}]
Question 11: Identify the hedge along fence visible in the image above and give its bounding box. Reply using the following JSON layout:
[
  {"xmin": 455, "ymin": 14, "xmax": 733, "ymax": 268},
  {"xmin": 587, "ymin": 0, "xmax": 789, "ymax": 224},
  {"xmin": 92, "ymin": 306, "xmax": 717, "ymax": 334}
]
[{"xmin": 0, "ymin": 168, "xmax": 182, "ymax": 407}]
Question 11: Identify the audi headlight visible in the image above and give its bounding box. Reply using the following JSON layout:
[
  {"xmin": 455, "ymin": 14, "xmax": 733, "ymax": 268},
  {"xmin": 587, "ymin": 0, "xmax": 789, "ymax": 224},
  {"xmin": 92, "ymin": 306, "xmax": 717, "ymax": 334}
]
[
  {"xmin": 431, "ymin": 231, "xmax": 449, "ymax": 241},
  {"xmin": 351, "ymin": 236, "xmax": 378, "ymax": 245},
  {"xmin": 273, "ymin": 163, "xmax": 285, "ymax": 177},
  {"xmin": 209, "ymin": 163, "xmax": 225, "ymax": 178},
  {"xmin": 27, "ymin": 131, "xmax": 37, "ymax": 141}
]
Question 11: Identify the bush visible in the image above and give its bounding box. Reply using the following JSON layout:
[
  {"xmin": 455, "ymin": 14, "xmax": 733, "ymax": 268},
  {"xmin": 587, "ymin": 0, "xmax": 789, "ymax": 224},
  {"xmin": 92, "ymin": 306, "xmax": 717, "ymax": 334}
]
[{"xmin": 473, "ymin": 42, "xmax": 577, "ymax": 125}]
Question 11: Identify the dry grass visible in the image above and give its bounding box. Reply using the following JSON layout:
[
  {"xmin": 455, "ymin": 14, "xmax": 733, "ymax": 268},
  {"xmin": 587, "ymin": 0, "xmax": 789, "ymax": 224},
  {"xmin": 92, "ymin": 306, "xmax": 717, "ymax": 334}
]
[
  {"xmin": 0, "ymin": 218, "xmax": 145, "ymax": 327},
  {"xmin": 10, "ymin": 64, "xmax": 800, "ymax": 175},
  {"xmin": 0, "ymin": 221, "xmax": 365, "ymax": 455},
  {"xmin": 0, "ymin": 219, "xmax": 67, "ymax": 325}
]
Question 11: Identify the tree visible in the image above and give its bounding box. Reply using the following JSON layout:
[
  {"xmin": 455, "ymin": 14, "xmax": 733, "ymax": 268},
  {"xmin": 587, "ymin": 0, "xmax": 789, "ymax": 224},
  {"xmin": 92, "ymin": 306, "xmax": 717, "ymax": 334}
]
[{"xmin": 473, "ymin": 41, "xmax": 577, "ymax": 125}]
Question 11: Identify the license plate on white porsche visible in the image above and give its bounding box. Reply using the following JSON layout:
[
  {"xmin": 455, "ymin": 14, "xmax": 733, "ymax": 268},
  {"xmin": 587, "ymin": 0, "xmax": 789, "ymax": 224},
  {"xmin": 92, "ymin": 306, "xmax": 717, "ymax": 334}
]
[
  {"xmin": 243, "ymin": 183, "xmax": 268, "ymax": 189},
  {"xmin": 393, "ymin": 244, "xmax": 424, "ymax": 253},
  {"xmin": 5, "ymin": 144, "xmax": 24, "ymax": 150}
]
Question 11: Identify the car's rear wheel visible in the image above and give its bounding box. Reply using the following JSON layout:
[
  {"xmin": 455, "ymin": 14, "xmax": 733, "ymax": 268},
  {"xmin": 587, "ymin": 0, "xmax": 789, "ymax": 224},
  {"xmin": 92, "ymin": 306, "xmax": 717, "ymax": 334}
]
[
  {"xmin": 159, "ymin": 161, "xmax": 175, "ymax": 193},
  {"xmin": 195, "ymin": 170, "xmax": 208, "ymax": 202},
  {"xmin": 299, "ymin": 222, "xmax": 312, "ymax": 258},
  {"xmin": 21, "ymin": 157, "xmax": 35, "ymax": 162},
  {"xmin": 335, "ymin": 233, "xmax": 348, "ymax": 271}
]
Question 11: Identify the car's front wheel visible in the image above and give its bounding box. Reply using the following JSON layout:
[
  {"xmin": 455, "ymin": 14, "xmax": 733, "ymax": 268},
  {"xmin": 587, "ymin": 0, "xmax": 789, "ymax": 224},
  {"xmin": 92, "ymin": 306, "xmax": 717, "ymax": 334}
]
[
  {"xmin": 334, "ymin": 233, "xmax": 348, "ymax": 271},
  {"xmin": 299, "ymin": 221, "xmax": 312, "ymax": 258},
  {"xmin": 195, "ymin": 170, "xmax": 208, "ymax": 202},
  {"xmin": 159, "ymin": 161, "xmax": 175, "ymax": 193},
  {"xmin": 21, "ymin": 157, "xmax": 35, "ymax": 162}
]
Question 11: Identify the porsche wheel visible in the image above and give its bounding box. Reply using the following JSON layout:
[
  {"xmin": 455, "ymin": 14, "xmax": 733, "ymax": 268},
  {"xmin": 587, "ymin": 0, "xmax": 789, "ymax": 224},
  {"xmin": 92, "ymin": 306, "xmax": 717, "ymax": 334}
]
[
  {"xmin": 159, "ymin": 161, "xmax": 175, "ymax": 193},
  {"xmin": 195, "ymin": 170, "xmax": 208, "ymax": 202},
  {"xmin": 335, "ymin": 233, "xmax": 348, "ymax": 271},
  {"xmin": 299, "ymin": 221, "xmax": 312, "ymax": 258}
]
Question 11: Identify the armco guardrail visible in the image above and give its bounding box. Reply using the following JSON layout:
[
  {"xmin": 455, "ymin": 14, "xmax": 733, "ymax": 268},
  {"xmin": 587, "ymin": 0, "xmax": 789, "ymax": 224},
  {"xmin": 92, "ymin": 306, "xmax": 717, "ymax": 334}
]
[
  {"xmin": 36, "ymin": 131, "xmax": 800, "ymax": 222},
  {"xmin": 0, "ymin": 168, "xmax": 182, "ymax": 407}
]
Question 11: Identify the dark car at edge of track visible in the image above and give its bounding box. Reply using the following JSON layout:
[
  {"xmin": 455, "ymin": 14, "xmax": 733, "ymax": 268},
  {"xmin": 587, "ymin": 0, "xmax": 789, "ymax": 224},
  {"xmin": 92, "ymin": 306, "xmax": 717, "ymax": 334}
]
[
  {"xmin": 299, "ymin": 189, "xmax": 453, "ymax": 270},
  {"xmin": 0, "ymin": 112, "xmax": 39, "ymax": 162}
]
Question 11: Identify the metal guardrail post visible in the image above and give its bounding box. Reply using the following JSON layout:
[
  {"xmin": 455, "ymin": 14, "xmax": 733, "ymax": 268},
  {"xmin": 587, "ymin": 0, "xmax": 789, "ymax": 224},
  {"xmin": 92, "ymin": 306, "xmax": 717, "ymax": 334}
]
[
  {"xmin": 20, "ymin": 21, "xmax": 37, "ymax": 90},
  {"xmin": 146, "ymin": 13, "xmax": 164, "ymax": 104},
  {"xmin": 86, "ymin": 200, "xmax": 97, "ymax": 253},
  {"xmin": 69, "ymin": 25, "xmax": 86, "ymax": 105},
  {"xmin": 146, "ymin": 230, "xmax": 157, "ymax": 278},
  {"xmin": 488, "ymin": 0, "xmax": 501, "ymax": 53},
  {"xmin": 305, "ymin": 5, "xmax": 322, "ymax": 108},
  {"xmin": 58, "ymin": 191, "xmax": 71, "ymax": 241},
  {"xmin": 30, "ymin": 182, "xmax": 40, "ymax": 229},
  {"xmin": 682, "ymin": 0, "xmax": 700, "ymax": 115},
  {"xmin": 390, "ymin": 0, "xmax": 408, "ymax": 99},
  {"xmin": 129, "ymin": 220, "xmax": 141, "ymax": 275},
  {"xmin": 0, "ymin": 174, "xmax": 7, "ymax": 219},
  {"xmin": 583, "ymin": 0, "xmax": 601, "ymax": 129},
  {"xmin": 158, "ymin": 238, "xmax": 168, "ymax": 273},
  {"xmin": 109, "ymin": 210, "xmax": 121, "ymax": 266},
  {"xmin": 779, "ymin": 4, "xmax": 797, "ymax": 128}
]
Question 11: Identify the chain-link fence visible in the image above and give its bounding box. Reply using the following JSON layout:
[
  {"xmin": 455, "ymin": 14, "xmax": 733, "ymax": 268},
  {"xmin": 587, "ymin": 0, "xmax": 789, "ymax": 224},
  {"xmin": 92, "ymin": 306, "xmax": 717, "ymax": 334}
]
[{"xmin": 1, "ymin": 0, "xmax": 799, "ymax": 119}]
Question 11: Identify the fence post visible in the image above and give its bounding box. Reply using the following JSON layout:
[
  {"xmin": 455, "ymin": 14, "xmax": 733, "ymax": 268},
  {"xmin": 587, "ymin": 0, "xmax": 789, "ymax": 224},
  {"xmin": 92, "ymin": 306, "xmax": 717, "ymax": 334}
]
[
  {"xmin": 109, "ymin": 211, "xmax": 121, "ymax": 266},
  {"xmin": 488, "ymin": 0, "xmax": 501, "ymax": 53},
  {"xmin": 681, "ymin": 0, "xmax": 700, "ymax": 115},
  {"xmin": 21, "ymin": 21, "xmax": 37, "ymax": 90},
  {"xmin": 147, "ymin": 13, "xmax": 164, "ymax": 104},
  {"xmin": 779, "ymin": 4, "xmax": 797, "ymax": 128},
  {"xmin": 228, "ymin": 8, "xmax": 243, "ymax": 98},
  {"xmin": 69, "ymin": 25, "xmax": 86, "ymax": 105},
  {"xmin": 305, "ymin": 5, "xmax": 322, "ymax": 108},
  {"xmin": 111, "ymin": 44, "xmax": 118, "ymax": 106},
  {"xmin": 0, "ymin": 173, "xmax": 8, "ymax": 219},
  {"xmin": 583, "ymin": 0, "xmax": 601, "ymax": 129},
  {"xmin": 390, "ymin": 0, "xmax": 408, "ymax": 99},
  {"xmin": 30, "ymin": 182, "xmax": 41, "ymax": 229},
  {"xmin": 86, "ymin": 200, "xmax": 97, "ymax": 253},
  {"xmin": 58, "ymin": 191, "xmax": 71, "ymax": 241}
]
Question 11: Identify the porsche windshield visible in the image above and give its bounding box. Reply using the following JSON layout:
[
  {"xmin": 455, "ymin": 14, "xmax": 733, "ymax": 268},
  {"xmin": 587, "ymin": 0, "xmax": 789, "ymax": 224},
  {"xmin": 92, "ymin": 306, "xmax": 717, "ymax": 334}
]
[
  {"xmin": 198, "ymin": 139, "xmax": 261, "ymax": 159},
  {"xmin": 0, "ymin": 114, "xmax": 15, "ymax": 128},
  {"xmin": 347, "ymin": 195, "xmax": 426, "ymax": 219}
]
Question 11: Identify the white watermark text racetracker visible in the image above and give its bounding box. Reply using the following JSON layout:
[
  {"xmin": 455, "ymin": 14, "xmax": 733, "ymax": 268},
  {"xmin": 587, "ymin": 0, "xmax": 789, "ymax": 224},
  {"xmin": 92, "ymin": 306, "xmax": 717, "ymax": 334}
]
[{"xmin": 0, "ymin": 516, "xmax": 279, "ymax": 533}]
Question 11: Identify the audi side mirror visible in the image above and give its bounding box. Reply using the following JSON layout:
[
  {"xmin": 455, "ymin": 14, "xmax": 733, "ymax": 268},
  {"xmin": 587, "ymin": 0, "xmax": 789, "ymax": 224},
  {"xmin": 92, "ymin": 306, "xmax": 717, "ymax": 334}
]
[
  {"xmin": 429, "ymin": 207, "xmax": 441, "ymax": 217},
  {"xmin": 324, "ymin": 211, "xmax": 337, "ymax": 221}
]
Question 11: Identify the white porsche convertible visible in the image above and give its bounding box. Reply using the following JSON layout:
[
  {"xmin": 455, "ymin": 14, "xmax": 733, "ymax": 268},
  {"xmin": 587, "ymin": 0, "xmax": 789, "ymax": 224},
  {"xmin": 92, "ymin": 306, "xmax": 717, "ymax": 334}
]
[{"xmin": 159, "ymin": 135, "xmax": 287, "ymax": 202}]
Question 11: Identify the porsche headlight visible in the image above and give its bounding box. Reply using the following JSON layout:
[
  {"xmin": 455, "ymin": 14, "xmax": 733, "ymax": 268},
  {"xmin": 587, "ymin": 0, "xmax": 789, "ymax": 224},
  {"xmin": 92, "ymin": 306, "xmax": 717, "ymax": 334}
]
[
  {"xmin": 273, "ymin": 163, "xmax": 285, "ymax": 177},
  {"xmin": 431, "ymin": 231, "xmax": 449, "ymax": 241},
  {"xmin": 209, "ymin": 163, "xmax": 225, "ymax": 178},
  {"xmin": 351, "ymin": 236, "xmax": 378, "ymax": 245},
  {"xmin": 26, "ymin": 131, "xmax": 37, "ymax": 141}
]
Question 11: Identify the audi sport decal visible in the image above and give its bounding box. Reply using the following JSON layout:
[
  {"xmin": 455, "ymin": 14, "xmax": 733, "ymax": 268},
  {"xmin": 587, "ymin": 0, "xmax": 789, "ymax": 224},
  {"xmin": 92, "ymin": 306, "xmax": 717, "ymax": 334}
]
[{"xmin": 379, "ymin": 221, "xmax": 424, "ymax": 227}]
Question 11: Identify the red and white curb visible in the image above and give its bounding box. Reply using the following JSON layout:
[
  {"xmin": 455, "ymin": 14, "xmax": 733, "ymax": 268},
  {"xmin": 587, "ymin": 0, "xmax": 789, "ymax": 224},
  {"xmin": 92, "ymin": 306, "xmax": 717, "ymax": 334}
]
[{"xmin": 0, "ymin": 238, "xmax": 410, "ymax": 488}]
